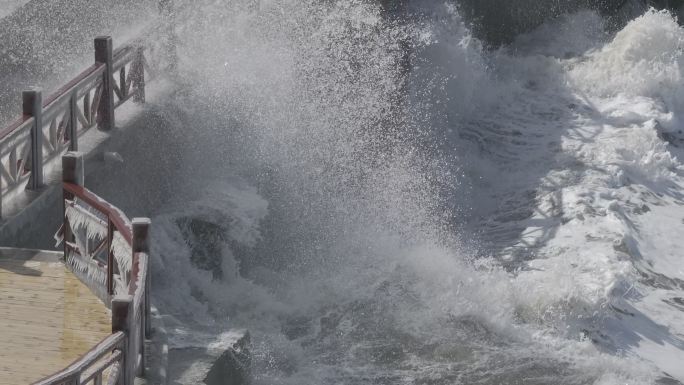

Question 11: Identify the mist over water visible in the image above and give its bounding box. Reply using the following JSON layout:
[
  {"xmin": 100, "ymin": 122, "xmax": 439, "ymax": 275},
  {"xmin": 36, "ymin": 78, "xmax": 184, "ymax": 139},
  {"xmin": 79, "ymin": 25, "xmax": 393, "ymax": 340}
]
[
  {"xmin": 14, "ymin": 0, "xmax": 683, "ymax": 383},
  {"xmin": 0, "ymin": 0, "xmax": 157, "ymax": 126}
]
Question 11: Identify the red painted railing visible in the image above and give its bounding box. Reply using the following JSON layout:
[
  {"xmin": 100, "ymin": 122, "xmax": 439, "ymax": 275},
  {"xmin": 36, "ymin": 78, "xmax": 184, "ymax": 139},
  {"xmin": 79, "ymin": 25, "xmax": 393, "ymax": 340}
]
[
  {"xmin": 0, "ymin": 8, "xmax": 173, "ymax": 383},
  {"xmin": 41, "ymin": 156, "xmax": 151, "ymax": 385},
  {"xmin": 63, "ymin": 181, "xmax": 133, "ymax": 295},
  {"xmin": 0, "ymin": 36, "xmax": 148, "ymax": 217},
  {"xmin": 1, "ymin": 33, "xmax": 158, "ymax": 385}
]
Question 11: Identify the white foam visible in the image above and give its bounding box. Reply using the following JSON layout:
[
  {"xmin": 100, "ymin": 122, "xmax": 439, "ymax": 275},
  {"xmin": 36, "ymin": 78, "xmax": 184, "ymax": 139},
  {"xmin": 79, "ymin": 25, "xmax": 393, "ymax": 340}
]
[{"xmin": 123, "ymin": 2, "xmax": 684, "ymax": 383}]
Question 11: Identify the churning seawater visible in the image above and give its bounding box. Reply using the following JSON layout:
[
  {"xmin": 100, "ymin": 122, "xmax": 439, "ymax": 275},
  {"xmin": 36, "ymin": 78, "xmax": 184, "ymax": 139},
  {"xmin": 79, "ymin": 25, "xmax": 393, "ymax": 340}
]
[{"xmin": 45, "ymin": 1, "xmax": 684, "ymax": 384}]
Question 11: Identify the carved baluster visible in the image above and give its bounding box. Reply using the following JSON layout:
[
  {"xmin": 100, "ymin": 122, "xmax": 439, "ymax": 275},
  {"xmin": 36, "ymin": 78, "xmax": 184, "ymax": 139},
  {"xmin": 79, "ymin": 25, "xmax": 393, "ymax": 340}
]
[
  {"xmin": 9, "ymin": 146, "xmax": 17, "ymax": 182},
  {"xmin": 49, "ymin": 117, "xmax": 57, "ymax": 154},
  {"xmin": 20, "ymin": 139, "xmax": 31, "ymax": 176},
  {"xmin": 92, "ymin": 85, "xmax": 102, "ymax": 125},
  {"xmin": 84, "ymin": 91, "xmax": 91, "ymax": 126},
  {"xmin": 57, "ymin": 109, "xmax": 69, "ymax": 147},
  {"xmin": 120, "ymin": 66, "xmax": 127, "ymax": 100},
  {"xmin": 107, "ymin": 219, "xmax": 114, "ymax": 295}
]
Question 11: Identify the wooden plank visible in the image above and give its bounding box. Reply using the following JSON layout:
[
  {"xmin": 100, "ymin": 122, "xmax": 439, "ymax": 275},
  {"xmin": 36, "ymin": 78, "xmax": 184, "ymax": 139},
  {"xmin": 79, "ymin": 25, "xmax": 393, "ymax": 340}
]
[{"xmin": 0, "ymin": 250, "xmax": 111, "ymax": 384}]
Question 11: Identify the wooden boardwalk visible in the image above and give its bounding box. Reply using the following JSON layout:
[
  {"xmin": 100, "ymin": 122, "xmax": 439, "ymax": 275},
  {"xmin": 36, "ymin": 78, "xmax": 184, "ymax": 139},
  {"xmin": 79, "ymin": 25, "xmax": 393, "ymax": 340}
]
[{"xmin": 0, "ymin": 248, "xmax": 111, "ymax": 384}]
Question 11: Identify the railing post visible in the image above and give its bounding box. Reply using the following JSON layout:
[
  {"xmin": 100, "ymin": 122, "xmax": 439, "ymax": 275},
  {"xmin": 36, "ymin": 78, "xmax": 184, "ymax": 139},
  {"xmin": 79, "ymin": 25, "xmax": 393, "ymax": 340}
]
[
  {"xmin": 107, "ymin": 219, "xmax": 114, "ymax": 296},
  {"xmin": 0, "ymin": 146, "xmax": 2, "ymax": 220},
  {"xmin": 68, "ymin": 91, "xmax": 78, "ymax": 151},
  {"xmin": 132, "ymin": 217, "xmax": 151, "ymax": 375},
  {"xmin": 112, "ymin": 295, "xmax": 134, "ymax": 385},
  {"xmin": 62, "ymin": 152, "xmax": 84, "ymax": 263},
  {"xmin": 62, "ymin": 152, "xmax": 84, "ymax": 186},
  {"xmin": 132, "ymin": 218, "xmax": 150, "ymax": 254},
  {"xmin": 144, "ymin": 252, "xmax": 151, "ymax": 337},
  {"xmin": 133, "ymin": 47, "xmax": 146, "ymax": 104},
  {"xmin": 95, "ymin": 36, "xmax": 115, "ymax": 131},
  {"xmin": 23, "ymin": 90, "xmax": 43, "ymax": 190}
]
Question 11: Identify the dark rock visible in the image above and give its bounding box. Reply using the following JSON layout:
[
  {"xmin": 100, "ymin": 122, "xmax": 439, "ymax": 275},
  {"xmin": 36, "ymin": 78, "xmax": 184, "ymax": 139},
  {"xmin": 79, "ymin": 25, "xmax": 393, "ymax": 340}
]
[
  {"xmin": 177, "ymin": 217, "xmax": 227, "ymax": 279},
  {"xmin": 204, "ymin": 333, "xmax": 251, "ymax": 385},
  {"xmin": 169, "ymin": 330, "xmax": 251, "ymax": 385}
]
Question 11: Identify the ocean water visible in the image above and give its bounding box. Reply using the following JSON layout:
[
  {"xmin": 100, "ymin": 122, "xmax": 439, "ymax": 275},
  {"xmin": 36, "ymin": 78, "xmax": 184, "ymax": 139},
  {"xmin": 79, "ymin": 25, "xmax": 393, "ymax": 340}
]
[
  {"xmin": 138, "ymin": 2, "xmax": 684, "ymax": 384},
  {"xmin": 4, "ymin": 0, "xmax": 683, "ymax": 383},
  {"xmin": 0, "ymin": 1, "xmax": 27, "ymax": 19}
]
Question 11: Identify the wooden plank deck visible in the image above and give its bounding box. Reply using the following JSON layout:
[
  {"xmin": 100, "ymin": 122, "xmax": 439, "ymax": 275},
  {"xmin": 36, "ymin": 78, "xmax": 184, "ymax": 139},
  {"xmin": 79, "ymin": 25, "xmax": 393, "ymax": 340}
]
[{"xmin": 0, "ymin": 248, "xmax": 111, "ymax": 384}]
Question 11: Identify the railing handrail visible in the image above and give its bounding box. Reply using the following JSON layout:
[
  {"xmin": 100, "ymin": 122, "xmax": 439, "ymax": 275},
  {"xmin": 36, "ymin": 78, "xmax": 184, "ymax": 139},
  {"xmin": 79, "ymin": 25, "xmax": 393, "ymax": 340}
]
[
  {"xmin": 0, "ymin": 35, "xmax": 148, "ymax": 215},
  {"xmin": 0, "ymin": 41, "xmax": 139, "ymax": 143},
  {"xmin": 0, "ymin": 114, "xmax": 33, "ymax": 141},
  {"xmin": 0, "ymin": 22, "xmax": 165, "ymax": 385},
  {"xmin": 40, "ymin": 63, "xmax": 105, "ymax": 116},
  {"xmin": 63, "ymin": 182, "xmax": 132, "ymax": 244},
  {"xmin": 42, "ymin": 152, "xmax": 150, "ymax": 385},
  {"xmin": 52, "ymin": 178, "xmax": 149, "ymax": 385},
  {"xmin": 32, "ymin": 332, "xmax": 126, "ymax": 385}
]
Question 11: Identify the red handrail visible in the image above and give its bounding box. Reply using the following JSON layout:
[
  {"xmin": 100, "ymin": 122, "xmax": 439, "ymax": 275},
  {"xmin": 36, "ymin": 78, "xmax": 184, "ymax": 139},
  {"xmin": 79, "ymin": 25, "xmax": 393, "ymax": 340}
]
[
  {"xmin": 0, "ymin": 63, "xmax": 105, "ymax": 142},
  {"xmin": 59, "ymin": 181, "xmax": 150, "ymax": 385},
  {"xmin": 42, "ymin": 63, "xmax": 105, "ymax": 107},
  {"xmin": 0, "ymin": 115, "xmax": 32, "ymax": 140},
  {"xmin": 63, "ymin": 182, "xmax": 132, "ymax": 244},
  {"xmin": 32, "ymin": 332, "xmax": 125, "ymax": 385}
]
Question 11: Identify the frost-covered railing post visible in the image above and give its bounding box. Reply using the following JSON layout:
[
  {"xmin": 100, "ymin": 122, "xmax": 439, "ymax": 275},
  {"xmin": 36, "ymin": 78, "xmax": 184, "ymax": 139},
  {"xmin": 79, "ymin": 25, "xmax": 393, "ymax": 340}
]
[
  {"xmin": 112, "ymin": 295, "xmax": 134, "ymax": 385},
  {"xmin": 68, "ymin": 90, "xmax": 79, "ymax": 151},
  {"xmin": 62, "ymin": 152, "xmax": 83, "ymax": 274},
  {"xmin": 132, "ymin": 218, "xmax": 151, "ymax": 376},
  {"xmin": 95, "ymin": 37, "xmax": 115, "ymax": 131},
  {"xmin": 62, "ymin": 152, "xmax": 84, "ymax": 186},
  {"xmin": 23, "ymin": 89, "xmax": 43, "ymax": 190}
]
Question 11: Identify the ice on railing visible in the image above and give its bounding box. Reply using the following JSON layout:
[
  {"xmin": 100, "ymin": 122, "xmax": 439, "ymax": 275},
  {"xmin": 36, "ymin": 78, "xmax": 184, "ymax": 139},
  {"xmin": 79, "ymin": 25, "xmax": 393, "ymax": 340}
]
[
  {"xmin": 112, "ymin": 230, "xmax": 132, "ymax": 296},
  {"xmin": 64, "ymin": 198, "xmax": 109, "ymax": 302},
  {"xmin": 63, "ymin": 198, "xmax": 134, "ymax": 299},
  {"xmin": 132, "ymin": 253, "xmax": 147, "ymax": 312},
  {"xmin": 66, "ymin": 251, "xmax": 107, "ymax": 286},
  {"xmin": 112, "ymin": 230, "xmax": 132, "ymax": 274},
  {"xmin": 65, "ymin": 200, "xmax": 108, "ymax": 240},
  {"xmin": 66, "ymin": 251, "xmax": 108, "ymax": 302}
]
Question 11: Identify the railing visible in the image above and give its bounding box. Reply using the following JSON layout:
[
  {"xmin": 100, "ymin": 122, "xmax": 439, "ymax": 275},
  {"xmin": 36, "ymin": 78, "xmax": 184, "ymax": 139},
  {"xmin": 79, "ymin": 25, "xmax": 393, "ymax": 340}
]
[
  {"xmin": 0, "ymin": 13, "xmax": 172, "ymax": 385},
  {"xmin": 33, "ymin": 333, "xmax": 126, "ymax": 385},
  {"xmin": 41, "ymin": 152, "xmax": 151, "ymax": 385},
  {"xmin": 0, "ymin": 35, "xmax": 149, "ymax": 217},
  {"xmin": 60, "ymin": 180, "xmax": 135, "ymax": 301}
]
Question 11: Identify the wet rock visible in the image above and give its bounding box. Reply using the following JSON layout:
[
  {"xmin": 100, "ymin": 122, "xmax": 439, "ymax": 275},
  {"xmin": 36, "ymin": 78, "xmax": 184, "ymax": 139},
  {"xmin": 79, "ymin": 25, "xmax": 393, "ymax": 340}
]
[
  {"xmin": 281, "ymin": 316, "xmax": 312, "ymax": 341},
  {"xmin": 169, "ymin": 330, "xmax": 251, "ymax": 385},
  {"xmin": 177, "ymin": 217, "xmax": 227, "ymax": 279}
]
